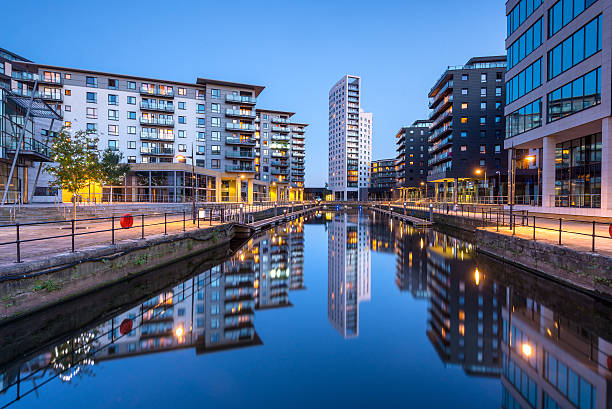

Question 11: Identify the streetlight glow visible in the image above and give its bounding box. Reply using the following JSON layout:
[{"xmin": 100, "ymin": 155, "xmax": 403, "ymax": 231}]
[
  {"xmin": 474, "ymin": 268, "xmax": 480, "ymax": 286},
  {"xmin": 522, "ymin": 343, "xmax": 533, "ymax": 357},
  {"xmin": 175, "ymin": 327, "xmax": 184, "ymax": 337}
]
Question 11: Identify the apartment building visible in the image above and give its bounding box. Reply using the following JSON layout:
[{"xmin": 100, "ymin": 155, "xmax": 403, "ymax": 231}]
[
  {"xmin": 328, "ymin": 75, "xmax": 372, "ymax": 201},
  {"xmin": 0, "ymin": 47, "xmax": 307, "ymax": 204},
  {"xmin": 368, "ymin": 158, "xmax": 396, "ymax": 200},
  {"xmin": 504, "ymin": 0, "xmax": 611, "ymax": 216},
  {"xmin": 428, "ymin": 56, "xmax": 508, "ymax": 204},
  {"xmin": 395, "ymin": 120, "xmax": 431, "ymax": 200}
]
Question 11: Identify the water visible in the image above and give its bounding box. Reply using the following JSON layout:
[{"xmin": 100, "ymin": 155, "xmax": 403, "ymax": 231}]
[{"xmin": 0, "ymin": 210, "xmax": 610, "ymax": 409}]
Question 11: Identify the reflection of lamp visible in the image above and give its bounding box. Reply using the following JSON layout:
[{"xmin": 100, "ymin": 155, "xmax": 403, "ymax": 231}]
[
  {"xmin": 175, "ymin": 327, "xmax": 184, "ymax": 337},
  {"xmin": 522, "ymin": 343, "xmax": 533, "ymax": 357},
  {"xmin": 474, "ymin": 268, "xmax": 481, "ymax": 286}
]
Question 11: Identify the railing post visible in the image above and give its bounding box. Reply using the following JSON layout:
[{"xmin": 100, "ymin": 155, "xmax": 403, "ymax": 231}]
[
  {"xmin": 496, "ymin": 211, "xmax": 499, "ymax": 231},
  {"xmin": 141, "ymin": 214, "xmax": 145, "ymax": 239},
  {"xmin": 533, "ymin": 216, "xmax": 536, "ymax": 241},
  {"xmin": 164, "ymin": 213, "xmax": 167, "ymax": 235},
  {"xmin": 183, "ymin": 210, "xmax": 186, "ymax": 231},
  {"xmin": 558, "ymin": 218, "xmax": 562, "ymax": 245},
  {"xmin": 15, "ymin": 223, "xmax": 21, "ymax": 263},
  {"xmin": 111, "ymin": 216, "xmax": 115, "ymax": 245},
  {"xmin": 71, "ymin": 219, "xmax": 75, "ymax": 252},
  {"xmin": 591, "ymin": 221, "xmax": 596, "ymax": 252}
]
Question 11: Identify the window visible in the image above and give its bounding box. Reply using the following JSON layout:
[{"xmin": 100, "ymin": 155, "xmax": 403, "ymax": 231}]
[
  {"xmin": 197, "ymin": 104, "xmax": 205, "ymax": 113},
  {"xmin": 108, "ymin": 140, "xmax": 118, "ymax": 150},
  {"xmin": 65, "ymin": 73, "xmax": 71, "ymax": 80},
  {"xmin": 128, "ymin": 141, "xmax": 136, "ymax": 149},
  {"xmin": 178, "ymin": 130, "xmax": 186, "ymax": 138},
  {"xmin": 480, "ymin": 159, "xmax": 485, "ymax": 166},
  {"xmin": 506, "ymin": 58, "xmax": 542, "ymax": 104},
  {"xmin": 495, "ymin": 116, "xmax": 502, "ymax": 123},
  {"xmin": 495, "ymin": 87, "xmax": 502, "ymax": 96},
  {"xmin": 127, "ymin": 96, "xmax": 136, "ymax": 105},
  {"xmin": 461, "ymin": 145, "xmax": 467, "ymax": 151},
  {"xmin": 211, "ymin": 118, "xmax": 220, "ymax": 127},
  {"xmin": 211, "ymin": 103, "xmax": 220, "ymax": 113},
  {"xmin": 480, "ymin": 102, "xmax": 487, "ymax": 110},
  {"xmin": 211, "ymin": 89, "xmax": 220, "ymax": 99},
  {"xmin": 178, "ymin": 87, "xmax": 186, "ymax": 96},
  {"xmin": 211, "ymin": 145, "xmax": 220, "ymax": 155},
  {"xmin": 462, "ymin": 74, "xmax": 468, "ymax": 81},
  {"xmin": 127, "ymin": 156, "xmax": 136, "ymax": 163},
  {"xmin": 495, "ymin": 144, "xmax": 501, "ymax": 153},
  {"xmin": 480, "ymin": 130, "xmax": 487, "ymax": 138},
  {"xmin": 507, "ymin": 17, "xmax": 543, "ymax": 69},
  {"xmin": 127, "ymin": 81, "xmax": 136, "ymax": 90},
  {"xmin": 178, "ymin": 116, "xmax": 186, "ymax": 124},
  {"xmin": 496, "ymin": 102, "xmax": 502, "ymax": 109},
  {"xmin": 480, "ymin": 145, "xmax": 486, "ymax": 154},
  {"xmin": 197, "ymin": 118, "xmax": 205, "ymax": 128},
  {"xmin": 549, "ymin": 0, "xmax": 598, "ymax": 38},
  {"xmin": 178, "ymin": 101, "xmax": 186, "ymax": 110},
  {"xmin": 197, "ymin": 132, "xmax": 205, "ymax": 142},
  {"xmin": 480, "ymin": 117, "xmax": 486, "ymax": 125},
  {"xmin": 86, "ymin": 92, "xmax": 97, "ymax": 103},
  {"xmin": 127, "ymin": 126, "xmax": 136, "ymax": 134},
  {"xmin": 211, "ymin": 131, "xmax": 220, "ymax": 141},
  {"xmin": 461, "ymin": 117, "xmax": 468, "ymax": 124},
  {"xmin": 480, "ymin": 88, "xmax": 487, "ymax": 97},
  {"xmin": 108, "ymin": 79, "xmax": 118, "ymax": 89},
  {"xmin": 481, "ymin": 73, "xmax": 487, "ymax": 83},
  {"xmin": 108, "ymin": 109, "xmax": 119, "ymax": 121},
  {"xmin": 86, "ymin": 107, "xmax": 97, "ymax": 119},
  {"xmin": 211, "ymin": 159, "xmax": 220, "ymax": 168},
  {"xmin": 86, "ymin": 123, "xmax": 97, "ymax": 132},
  {"xmin": 547, "ymin": 15, "xmax": 602, "ymax": 80},
  {"xmin": 65, "ymin": 121, "xmax": 72, "ymax": 128},
  {"xmin": 197, "ymin": 145, "xmax": 205, "ymax": 155},
  {"xmin": 108, "ymin": 125, "xmax": 118, "ymax": 136},
  {"xmin": 461, "ymin": 103, "xmax": 468, "ymax": 109},
  {"xmin": 127, "ymin": 111, "xmax": 136, "ymax": 120},
  {"xmin": 547, "ymin": 67, "xmax": 601, "ymax": 122},
  {"xmin": 507, "ymin": 0, "xmax": 543, "ymax": 37},
  {"xmin": 461, "ymin": 88, "xmax": 468, "ymax": 95},
  {"xmin": 460, "ymin": 131, "xmax": 468, "ymax": 137},
  {"xmin": 196, "ymin": 90, "xmax": 205, "ymax": 100},
  {"xmin": 178, "ymin": 144, "xmax": 186, "ymax": 152},
  {"xmin": 65, "ymin": 105, "xmax": 71, "ymax": 112},
  {"xmin": 65, "ymin": 89, "xmax": 71, "ymax": 96},
  {"xmin": 496, "ymin": 72, "xmax": 503, "ymax": 82},
  {"xmin": 86, "ymin": 76, "xmax": 98, "ymax": 87}
]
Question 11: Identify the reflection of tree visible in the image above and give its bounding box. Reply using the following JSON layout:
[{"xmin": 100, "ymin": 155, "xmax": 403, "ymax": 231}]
[{"xmin": 50, "ymin": 331, "xmax": 97, "ymax": 383}]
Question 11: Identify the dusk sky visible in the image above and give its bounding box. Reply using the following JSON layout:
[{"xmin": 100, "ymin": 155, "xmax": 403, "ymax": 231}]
[{"xmin": 2, "ymin": 0, "xmax": 506, "ymax": 187}]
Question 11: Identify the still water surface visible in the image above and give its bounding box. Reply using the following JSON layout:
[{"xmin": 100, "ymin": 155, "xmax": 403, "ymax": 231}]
[{"xmin": 1, "ymin": 210, "xmax": 610, "ymax": 409}]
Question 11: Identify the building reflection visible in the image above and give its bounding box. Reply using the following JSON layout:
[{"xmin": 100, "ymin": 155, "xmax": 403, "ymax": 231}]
[
  {"xmin": 0, "ymin": 219, "xmax": 305, "ymax": 408},
  {"xmin": 394, "ymin": 220, "xmax": 429, "ymax": 299},
  {"xmin": 327, "ymin": 211, "xmax": 371, "ymax": 338}
]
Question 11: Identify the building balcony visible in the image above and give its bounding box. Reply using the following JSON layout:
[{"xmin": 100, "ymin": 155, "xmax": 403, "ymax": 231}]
[
  {"xmin": 140, "ymin": 86, "xmax": 174, "ymax": 98},
  {"xmin": 272, "ymin": 125, "xmax": 290, "ymax": 133},
  {"xmin": 429, "ymin": 95, "xmax": 453, "ymax": 121},
  {"xmin": 292, "ymin": 132, "xmax": 305, "ymax": 139},
  {"xmin": 225, "ymin": 109, "xmax": 256, "ymax": 119},
  {"xmin": 291, "ymin": 164, "xmax": 305, "ymax": 170},
  {"xmin": 271, "ymin": 152, "xmax": 289, "ymax": 158},
  {"xmin": 140, "ymin": 147, "xmax": 175, "ymax": 155},
  {"xmin": 428, "ymin": 80, "xmax": 453, "ymax": 109},
  {"xmin": 225, "ymin": 150, "xmax": 255, "ymax": 159},
  {"xmin": 292, "ymin": 145, "xmax": 305, "ymax": 151},
  {"xmin": 292, "ymin": 138, "xmax": 304, "ymax": 145},
  {"xmin": 291, "ymin": 127, "xmax": 305, "ymax": 133},
  {"xmin": 140, "ymin": 102, "xmax": 174, "ymax": 112},
  {"xmin": 226, "ymin": 94, "xmax": 256, "ymax": 104},
  {"xmin": 292, "ymin": 171, "xmax": 305, "ymax": 176},
  {"xmin": 271, "ymin": 143, "xmax": 290, "ymax": 151},
  {"xmin": 430, "ymin": 108, "xmax": 452, "ymax": 131},
  {"xmin": 271, "ymin": 134, "xmax": 290, "ymax": 142},
  {"xmin": 292, "ymin": 151, "xmax": 305, "ymax": 157},
  {"xmin": 3, "ymin": 136, "xmax": 51, "ymax": 162},
  {"xmin": 140, "ymin": 131, "xmax": 175, "ymax": 141},
  {"xmin": 429, "ymin": 134, "xmax": 453, "ymax": 155},
  {"xmin": 40, "ymin": 92, "xmax": 63, "ymax": 102},
  {"xmin": 271, "ymin": 160, "xmax": 289, "ymax": 167},
  {"xmin": 272, "ymin": 169, "xmax": 289, "ymax": 176},
  {"xmin": 428, "ymin": 150, "xmax": 452, "ymax": 166},
  {"xmin": 140, "ymin": 117, "xmax": 174, "ymax": 127},
  {"xmin": 226, "ymin": 123, "xmax": 256, "ymax": 132},
  {"xmin": 11, "ymin": 72, "xmax": 39, "ymax": 82},
  {"xmin": 226, "ymin": 165, "xmax": 255, "ymax": 173},
  {"xmin": 271, "ymin": 117, "xmax": 291, "ymax": 124},
  {"xmin": 429, "ymin": 123, "xmax": 452, "ymax": 143},
  {"xmin": 226, "ymin": 136, "xmax": 256, "ymax": 145}
]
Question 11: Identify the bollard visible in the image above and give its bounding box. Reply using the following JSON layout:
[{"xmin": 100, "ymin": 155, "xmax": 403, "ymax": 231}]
[
  {"xmin": 71, "ymin": 219, "xmax": 75, "ymax": 252},
  {"xmin": 558, "ymin": 218, "xmax": 562, "ymax": 245},
  {"xmin": 141, "ymin": 214, "xmax": 145, "ymax": 239},
  {"xmin": 164, "ymin": 213, "xmax": 167, "ymax": 235},
  {"xmin": 533, "ymin": 216, "xmax": 536, "ymax": 241},
  {"xmin": 183, "ymin": 210, "xmax": 186, "ymax": 232},
  {"xmin": 592, "ymin": 221, "xmax": 595, "ymax": 252},
  {"xmin": 15, "ymin": 223, "xmax": 21, "ymax": 263},
  {"xmin": 112, "ymin": 216, "xmax": 115, "ymax": 245}
]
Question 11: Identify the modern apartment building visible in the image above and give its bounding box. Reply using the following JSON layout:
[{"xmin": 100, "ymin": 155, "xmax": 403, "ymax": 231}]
[
  {"xmin": 428, "ymin": 56, "xmax": 508, "ymax": 204},
  {"xmin": 328, "ymin": 75, "xmax": 372, "ymax": 201},
  {"xmin": 395, "ymin": 120, "xmax": 431, "ymax": 200},
  {"xmin": 0, "ymin": 47, "xmax": 307, "ymax": 204},
  {"xmin": 368, "ymin": 158, "xmax": 396, "ymax": 200},
  {"xmin": 504, "ymin": 0, "xmax": 611, "ymax": 216}
]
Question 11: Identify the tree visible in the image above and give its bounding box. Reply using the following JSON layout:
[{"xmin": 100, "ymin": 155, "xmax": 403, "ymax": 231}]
[
  {"xmin": 46, "ymin": 129, "xmax": 99, "ymax": 218},
  {"xmin": 98, "ymin": 149, "xmax": 130, "ymax": 203}
]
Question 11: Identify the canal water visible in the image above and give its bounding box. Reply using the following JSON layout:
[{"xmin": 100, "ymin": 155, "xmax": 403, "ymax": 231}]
[{"xmin": 0, "ymin": 210, "xmax": 610, "ymax": 409}]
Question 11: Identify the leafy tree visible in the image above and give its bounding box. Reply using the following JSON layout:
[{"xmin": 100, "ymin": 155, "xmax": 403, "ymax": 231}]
[
  {"xmin": 98, "ymin": 149, "xmax": 130, "ymax": 202},
  {"xmin": 46, "ymin": 129, "xmax": 99, "ymax": 218}
]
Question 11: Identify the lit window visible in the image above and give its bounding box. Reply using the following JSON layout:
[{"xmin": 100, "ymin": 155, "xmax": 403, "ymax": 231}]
[
  {"xmin": 461, "ymin": 117, "xmax": 468, "ymax": 124},
  {"xmin": 461, "ymin": 103, "xmax": 468, "ymax": 109}
]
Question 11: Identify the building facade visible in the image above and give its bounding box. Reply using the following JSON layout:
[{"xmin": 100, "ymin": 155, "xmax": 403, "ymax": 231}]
[
  {"xmin": 395, "ymin": 120, "xmax": 431, "ymax": 200},
  {"xmin": 504, "ymin": 0, "xmax": 611, "ymax": 216},
  {"xmin": 368, "ymin": 158, "xmax": 396, "ymax": 200},
  {"xmin": 328, "ymin": 75, "xmax": 372, "ymax": 201},
  {"xmin": 428, "ymin": 56, "xmax": 508, "ymax": 204},
  {"xmin": 0, "ymin": 48, "xmax": 307, "ymax": 205}
]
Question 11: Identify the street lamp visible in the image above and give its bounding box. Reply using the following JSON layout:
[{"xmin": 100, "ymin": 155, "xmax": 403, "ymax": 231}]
[
  {"xmin": 524, "ymin": 155, "xmax": 540, "ymax": 205},
  {"xmin": 420, "ymin": 181, "xmax": 427, "ymax": 200},
  {"xmin": 175, "ymin": 144, "xmax": 197, "ymax": 223},
  {"xmin": 475, "ymin": 168, "xmax": 486, "ymax": 204}
]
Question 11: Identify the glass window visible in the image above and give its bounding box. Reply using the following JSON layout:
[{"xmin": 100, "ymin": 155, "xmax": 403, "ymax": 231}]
[
  {"xmin": 86, "ymin": 76, "xmax": 98, "ymax": 87},
  {"xmin": 127, "ymin": 96, "xmax": 136, "ymax": 105}
]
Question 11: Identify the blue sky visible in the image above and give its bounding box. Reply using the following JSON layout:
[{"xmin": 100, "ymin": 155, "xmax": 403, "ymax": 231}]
[{"xmin": 1, "ymin": 0, "xmax": 506, "ymax": 186}]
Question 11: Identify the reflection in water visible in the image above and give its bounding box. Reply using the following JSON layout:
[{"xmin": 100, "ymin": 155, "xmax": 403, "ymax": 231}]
[{"xmin": 1, "ymin": 211, "xmax": 610, "ymax": 409}]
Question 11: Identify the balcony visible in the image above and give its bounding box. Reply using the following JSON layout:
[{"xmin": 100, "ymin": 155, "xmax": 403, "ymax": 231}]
[
  {"xmin": 140, "ymin": 86, "xmax": 174, "ymax": 98},
  {"xmin": 271, "ymin": 143, "xmax": 290, "ymax": 151},
  {"xmin": 226, "ymin": 123, "xmax": 256, "ymax": 132},
  {"xmin": 429, "ymin": 123, "xmax": 452, "ymax": 143},
  {"xmin": 291, "ymin": 164, "xmax": 305, "ymax": 170},
  {"xmin": 225, "ymin": 150, "xmax": 255, "ymax": 159},
  {"xmin": 292, "ymin": 171, "xmax": 305, "ymax": 176},
  {"xmin": 291, "ymin": 127, "xmax": 305, "ymax": 133},
  {"xmin": 272, "ymin": 125, "xmax": 290, "ymax": 133},
  {"xmin": 226, "ymin": 165, "xmax": 255, "ymax": 173},
  {"xmin": 140, "ymin": 131, "xmax": 175, "ymax": 141},
  {"xmin": 140, "ymin": 117, "xmax": 174, "ymax": 127},
  {"xmin": 429, "ymin": 95, "xmax": 453, "ymax": 120},
  {"xmin": 11, "ymin": 72, "xmax": 38, "ymax": 82},
  {"xmin": 140, "ymin": 147, "xmax": 175, "ymax": 155},
  {"xmin": 141, "ymin": 102, "xmax": 174, "ymax": 112},
  {"xmin": 292, "ymin": 138, "xmax": 304, "ymax": 145},
  {"xmin": 271, "ymin": 117, "xmax": 291, "ymax": 124},
  {"xmin": 225, "ymin": 109, "xmax": 256, "ymax": 119},
  {"xmin": 428, "ymin": 80, "xmax": 453, "ymax": 109},
  {"xmin": 292, "ymin": 151, "xmax": 305, "ymax": 157},
  {"xmin": 226, "ymin": 136, "xmax": 256, "ymax": 145},
  {"xmin": 292, "ymin": 131, "xmax": 305, "ymax": 139},
  {"xmin": 292, "ymin": 145, "xmax": 305, "ymax": 151},
  {"xmin": 225, "ymin": 94, "xmax": 256, "ymax": 104},
  {"xmin": 271, "ymin": 134, "xmax": 290, "ymax": 142},
  {"xmin": 430, "ymin": 108, "xmax": 453, "ymax": 131},
  {"xmin": 429, "ymin": 134, "xmax": 453, "ymax": 155},
  {"xmin": 271, "ymin": 160, "xmax": 289, "ymax": 167},
  {"xmin": 428, "ymin": 150, "xmax": 452, "ymax": 166},
  {"xmin": 40, "ymin": 92, "xmax": 63, "ymax": 102},
  {"xmin": 3, "ymin": 136, "xmax": 51, "ymax": 162},
  {"xmin": 272, "ymin": 169, "xmax": 289, "ymax": 176},
  {"xmin": 271, "ymin": 152, "xmax": 289, "ymax": 158}
]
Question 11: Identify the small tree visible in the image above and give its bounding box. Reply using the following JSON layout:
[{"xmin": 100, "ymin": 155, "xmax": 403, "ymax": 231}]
[
  {"xmin": 46, "ymin": 129, "xmax": 99, "ymax": 218},
  {"xmin": 98, "ymin": 149, "xmax": 130, "ymax": 203}
]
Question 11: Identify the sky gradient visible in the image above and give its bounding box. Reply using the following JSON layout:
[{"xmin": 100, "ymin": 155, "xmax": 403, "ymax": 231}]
[{"xmin": 1, "ymin": 0, "xmax": 506, "ymax": 187}]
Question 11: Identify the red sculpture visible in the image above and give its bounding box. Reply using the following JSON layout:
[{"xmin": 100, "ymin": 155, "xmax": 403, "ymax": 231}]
[{"xmin": 120, "ymin": 213, "xmax": 134, "ymax": 229}]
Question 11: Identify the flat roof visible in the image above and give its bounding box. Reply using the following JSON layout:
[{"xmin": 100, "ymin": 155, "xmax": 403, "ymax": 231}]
[
  {"xmin": 255, "ymin": 108, "xmax": 295, "ymax": 116},
  {"xmin": 197, "ymin": 78, "xmax": 265, "ymax": 96}
]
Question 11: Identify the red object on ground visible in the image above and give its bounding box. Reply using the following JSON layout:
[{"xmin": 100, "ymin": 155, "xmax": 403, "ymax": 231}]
[
  {"xmin": 609, "ymin": 224, "xmax": 612, "ymax": 238},
  {"xmin": 119, "ymin": 318, "xmax": 133, "ymax": 335},
  {"xmin": 120, "ymin": 213, "xmax": 134, "ymax": 229},
  {"xmin": 607, "ymin": 356, "xmax": 612, "ymax": 370}
]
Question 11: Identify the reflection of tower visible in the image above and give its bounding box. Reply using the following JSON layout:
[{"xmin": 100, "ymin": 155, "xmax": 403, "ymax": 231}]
[
  {"xmin": 392, "ymin": 217, "xmax": 428, "ymax": 299},
  {"xmin": 500, "ymin": 287, "xmax": 612, "ymax": 409},
  {"xmin": 288, "ymin": 219, "xmax": 305, "ymax": 291},
  {"xmin": 255, "ymin": 226, "xmax": 291, "ymax": 310},
  {"xmin": 426, "ymin": 230, "xmax": 502, "ymax": 377},
  {"xmin": 328, "ymin": 211, "xmax": 371, "ymax": 338}
]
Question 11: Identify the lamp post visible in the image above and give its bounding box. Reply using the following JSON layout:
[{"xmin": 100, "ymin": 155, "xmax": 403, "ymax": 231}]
[
  {"xmin": 175, "ymin": 144, "xmax": 197, "ymax": 223},
  {"xmin": 495, "ymin": 170, "xmax": 501, "ymax": 204},
  {"xmin": 475, "ymin": 168, "xmax": 486, "ymax": 204},
  {"xmin": 525, "ymin": 155, "xmax": 539, "ymax": 205},
  {"xmin": 420, "ymin": 181, "xmax": 427, "ymax": 201}
]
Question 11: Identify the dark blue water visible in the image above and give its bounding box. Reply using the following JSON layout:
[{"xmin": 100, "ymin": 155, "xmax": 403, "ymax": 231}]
[{"xmin": 1, "ymin": 211, "xmax": 610, "ymax": 408}]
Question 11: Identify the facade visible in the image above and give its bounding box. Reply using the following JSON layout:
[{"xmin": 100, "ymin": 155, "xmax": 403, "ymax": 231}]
[
  {"xmin": 428, "ymin": 56, "xmax": 508, "ymax": 204},
  {"xmin": 504, "ymin": 0, "xmax": 611, "ymax": 216},
  {"xmin": 0, "ymin": 48, "xmax": 307, "ymax": 205},
  {"xmin": 328, "ymin": 75, "xmax": 372, "ymax": 201},
  {"xmin": 368, "ymin": 158, "xmax": 396, "ymax": 200},
  {"xmin": 395, "ymin": 120, "xmax": 431, "ymax": 200}
]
